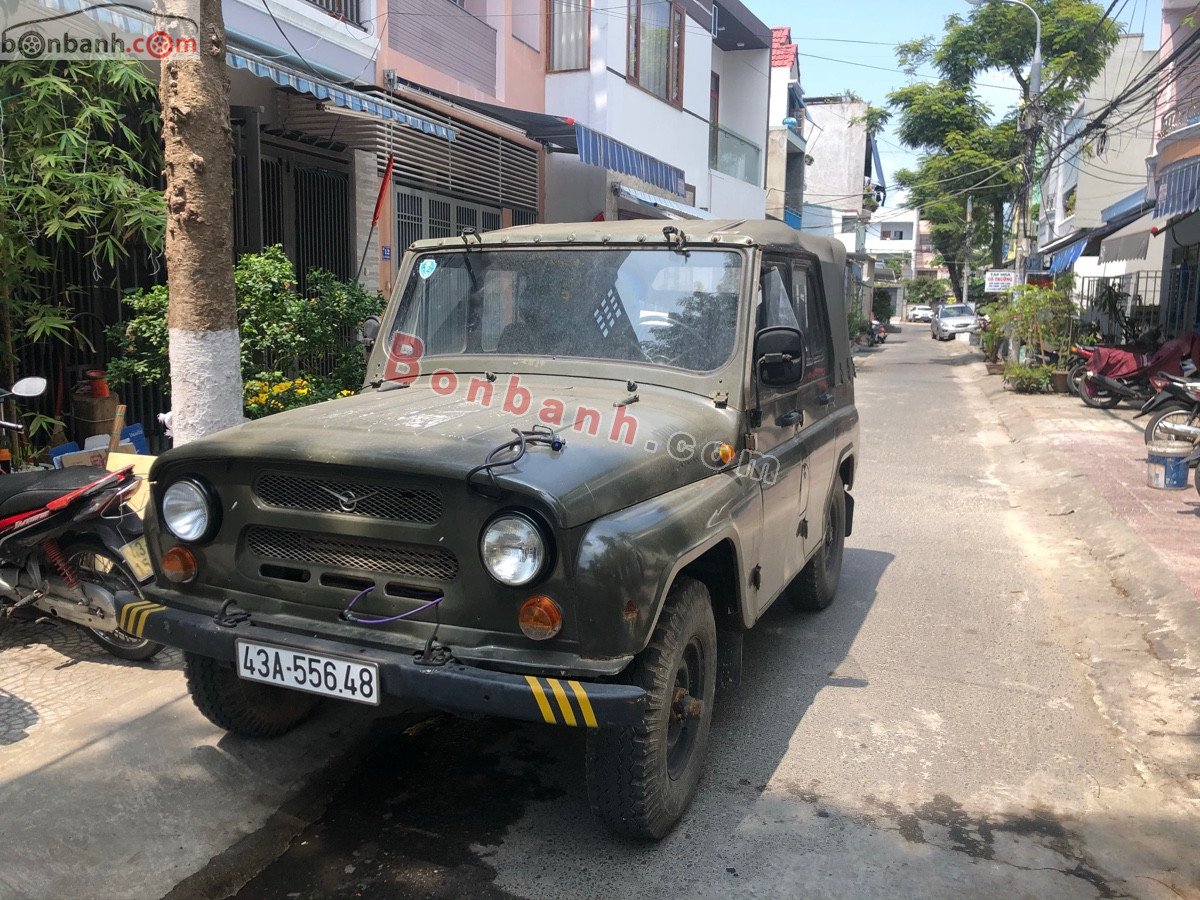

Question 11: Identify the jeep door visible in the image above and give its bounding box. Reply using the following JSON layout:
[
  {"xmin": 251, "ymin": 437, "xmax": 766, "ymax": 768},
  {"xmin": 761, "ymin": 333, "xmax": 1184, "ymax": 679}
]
[
  {"xmin": 749, "ymin": 258, "xmax": 811, "ymax": 616},
  {"xmin": 787, "ymin": 258, "xmax": 839, "ymax": 572}
]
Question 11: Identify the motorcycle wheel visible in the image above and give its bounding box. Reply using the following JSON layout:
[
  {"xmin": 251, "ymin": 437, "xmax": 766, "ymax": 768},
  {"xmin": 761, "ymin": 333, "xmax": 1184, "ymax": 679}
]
[
  {"xmin": 1067, "ymin": 361, "xmax": 1087, "ymax": 395},
  {"xmin": 65, "ymin": 542, "xmax": 165, "ymax": 662},
  {"xmin": 1144, "ymin": 403, "xmax": 1200, "ymax": 445},
  {"xmin": 1079, "ymin": 376, "xmax": 1122, "ymax": 409}
]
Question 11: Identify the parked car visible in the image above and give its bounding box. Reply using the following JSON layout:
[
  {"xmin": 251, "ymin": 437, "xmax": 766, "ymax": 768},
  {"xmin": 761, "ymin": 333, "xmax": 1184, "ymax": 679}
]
[
  {"xmin": 931, "ymin": 304, "xmax": 981, "ymax": 341},
  {"xmin": 907, "ymin": 304, "xmax": 933, "ymax": 322},
  {"xmin": 118, "ymin": 220, "xmax": 860, "ymax": 841}
]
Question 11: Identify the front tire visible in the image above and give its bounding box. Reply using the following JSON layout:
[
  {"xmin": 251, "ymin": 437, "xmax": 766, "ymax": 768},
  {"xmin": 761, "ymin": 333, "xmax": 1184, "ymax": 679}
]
[
  {"xmin": 585, "ymin": 577, "xmax": 717, "ymax": 840},
  {"xmin": 184, "ymin": 652, "xmax": 319, "ymax": 738},
  {"xmin": 64, "ymin": 542, "xmax": 164, "ymax": 662},
  {"xmin": 1080, "ymin": 376, "xmax": 1122, "ymax": 409},
  {"xmin": 787, "ymin": 477, "xmax": 847, "ymax": 612},
  {"xmin": 1144, "ymin": 403, "xmax": 1200, "ymax": 444}
]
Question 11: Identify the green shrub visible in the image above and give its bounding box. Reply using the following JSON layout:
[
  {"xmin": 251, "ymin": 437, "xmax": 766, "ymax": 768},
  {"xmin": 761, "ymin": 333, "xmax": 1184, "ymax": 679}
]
[
  {"xmin": 1003, "ymin": 362, "xmax": 1053, "ymax": 393},
  {"xmin": 107, "ymin": 246, "xmax": 384, "ymax": 417}
]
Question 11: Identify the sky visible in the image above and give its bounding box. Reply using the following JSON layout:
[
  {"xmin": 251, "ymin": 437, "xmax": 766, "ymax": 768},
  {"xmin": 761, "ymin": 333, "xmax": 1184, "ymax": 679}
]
[{"xmin": 751, "ymin": 0, "xmax": 1164, "ymax": 184}]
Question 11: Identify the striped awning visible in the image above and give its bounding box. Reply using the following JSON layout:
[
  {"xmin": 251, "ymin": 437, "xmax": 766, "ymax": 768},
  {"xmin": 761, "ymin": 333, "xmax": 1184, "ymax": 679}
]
[
  {"xmin": 227, "ymin": 49, "xmax": 456, "ymax": 142},
  {"xmin": 1049, "ymin": 238, "xmax": 1086, "ymax": 275},
  {"xmin": 1099, "ymin": 213, "xmax": 1153, "ymax": 264},
  {"xmin": 1155, "ymin": 157, "xmax": 1200, "ymax": 218},
  {"xmin": 576, "ymin": 125, "xmax": 686, "ymax": 197}
]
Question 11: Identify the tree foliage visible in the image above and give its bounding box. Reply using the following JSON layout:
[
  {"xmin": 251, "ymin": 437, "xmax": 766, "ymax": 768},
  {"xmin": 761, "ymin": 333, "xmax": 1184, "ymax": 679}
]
[{"xmin": 888, "ymin": 1, "xmax": 1119, "ymax": 296}]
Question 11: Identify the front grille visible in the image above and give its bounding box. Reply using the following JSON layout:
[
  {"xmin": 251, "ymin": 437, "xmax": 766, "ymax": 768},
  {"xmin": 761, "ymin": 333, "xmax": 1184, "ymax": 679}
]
[
  {"xmin": 246, "ymin": 526, "xmax": 459, "ymax": 582},
  {"xmin": 254, "ymin": 472, "xmax": 442, "ymax": 524}
]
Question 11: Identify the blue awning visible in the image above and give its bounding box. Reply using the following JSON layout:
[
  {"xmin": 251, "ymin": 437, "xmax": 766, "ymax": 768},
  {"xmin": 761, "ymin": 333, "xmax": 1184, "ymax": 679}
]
[
  {"xmin": 227, "ymin": 49, "xmax": 456, "ymax": 142},
  {"xmin": 576, "ymin": 125, "xmax": 686, "ymax": 197},
  {"xmin": 1155, "ymin": 157, "xmax": 1200, "ymax": 218},
  {"xmin": 1049, "ymin": 239, "xmax": 1086, "ymax": 275}
]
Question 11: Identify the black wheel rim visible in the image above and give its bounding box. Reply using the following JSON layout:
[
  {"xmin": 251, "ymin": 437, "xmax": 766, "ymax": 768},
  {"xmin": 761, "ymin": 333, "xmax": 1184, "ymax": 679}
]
[
  {"xmin": 666, "ymin": 638, "xmax": 705, "ymax": 781},
  {"xmin": 823, "ymin": 495, "xmax": 843, "ymax": 575}
]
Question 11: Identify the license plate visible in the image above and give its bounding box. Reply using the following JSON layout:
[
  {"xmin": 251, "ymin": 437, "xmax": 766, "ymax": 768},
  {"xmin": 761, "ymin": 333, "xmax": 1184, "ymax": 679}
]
[
  {"xmin": 120, "ymin": 536, "xmax": 154, "ymax": 583},
  {"xmin": 236, "ymin": 640, "xmax": 380, "ymax": 706}
]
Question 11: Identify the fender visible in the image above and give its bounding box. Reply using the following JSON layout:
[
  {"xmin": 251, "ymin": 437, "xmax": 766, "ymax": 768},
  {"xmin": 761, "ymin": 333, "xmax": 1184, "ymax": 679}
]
[
  {"xmin": 1135, "ymin": 393, "xmax": 1194, "ymax": 419},
  {"xmin": 573, "ymin": 470, "xmax": 760, "ymax": 661}
]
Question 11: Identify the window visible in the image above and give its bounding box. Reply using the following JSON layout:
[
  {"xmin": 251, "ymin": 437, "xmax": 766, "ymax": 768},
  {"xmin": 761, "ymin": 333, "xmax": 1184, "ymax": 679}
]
[
  {"xmin": 627, "ymin": 0, "xmax": 684, "ymax": 106},
  {"xmin": 548, "ymin": 0, "xmax": 588, "ymax": 71},
  {"xmin": 796, "ymin": 266, "xmax": 832, "ymax": 381}
]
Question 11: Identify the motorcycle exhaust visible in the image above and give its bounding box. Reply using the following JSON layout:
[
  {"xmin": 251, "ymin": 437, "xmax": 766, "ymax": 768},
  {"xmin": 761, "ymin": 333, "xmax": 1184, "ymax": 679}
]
[
  {"xmin": 1160, "ymin": 421, "xmax": 1200, "ymax": 440},
  {"xmin": 14, "ymin": 572, "xmax": 120, "ymax": 630},
  {"xmin": 1090, "ymin": 374, "xmax": 1141, "ymax": 399}
]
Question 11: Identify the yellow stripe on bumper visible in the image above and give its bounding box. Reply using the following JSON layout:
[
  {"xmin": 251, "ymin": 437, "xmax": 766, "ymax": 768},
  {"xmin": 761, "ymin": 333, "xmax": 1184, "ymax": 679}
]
[
  {"xmin": 568, "ymin": 680, "xmax": 598, "ymax": 728},
  {"xmin": 546, "ymin": 678, "xmax": 577, "ymax": 727},
  {"xmin": 120, "ymin": 600, "xmax": 153, "ymax": 633},
  {"xmin": 130, "ymin": 603, "xmax": 165, "ymax": 637},
  {"xmin": 525, "ymin": 675, "xmax": 556, "ymax": 724}
]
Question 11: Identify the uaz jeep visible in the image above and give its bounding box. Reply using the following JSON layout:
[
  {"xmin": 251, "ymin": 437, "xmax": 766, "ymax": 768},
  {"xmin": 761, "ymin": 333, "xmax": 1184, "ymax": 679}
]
[{"xmin": 124, "ymin": 219, "xmax": 858, "ymax": 839}]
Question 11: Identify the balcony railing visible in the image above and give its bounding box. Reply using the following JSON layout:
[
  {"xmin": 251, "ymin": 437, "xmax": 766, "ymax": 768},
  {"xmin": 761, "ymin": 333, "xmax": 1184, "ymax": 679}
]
[
  {"xmin": 304, "ymin": 0, "xmax": 365, "ymax": 26},
  {"xmin": 710, "ymin": 126, "xmax": 761, "ymax": 186},
  {"xmin": 1160, "ymin": 92, "xmax": 1200, "ymax": 136}
]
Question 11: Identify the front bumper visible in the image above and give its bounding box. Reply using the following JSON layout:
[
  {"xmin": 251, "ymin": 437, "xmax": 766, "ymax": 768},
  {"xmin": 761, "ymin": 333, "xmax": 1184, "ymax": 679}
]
[{"xmin": 116, "ymin": 593, "xmax": 647, "ymax": 729}]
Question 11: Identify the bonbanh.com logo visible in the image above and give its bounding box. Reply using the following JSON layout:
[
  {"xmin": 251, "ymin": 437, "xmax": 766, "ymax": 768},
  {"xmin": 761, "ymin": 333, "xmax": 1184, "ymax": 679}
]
[{"xmin": 0, "ymin": 0, "xmax": 198, "ymax": 60}]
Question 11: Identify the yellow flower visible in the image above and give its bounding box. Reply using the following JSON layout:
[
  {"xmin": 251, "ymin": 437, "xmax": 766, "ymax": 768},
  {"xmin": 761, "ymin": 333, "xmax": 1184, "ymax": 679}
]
[
  {"xmin": 296, "ymin": 388, "xmax": 309, "ymax": 396},
  {"xmin": 254, "ymin": 393, "xmax": 268, "ymax": 404},
  {"xmin": 338, "ymin": 389, "xmax": 354, "ymax": 397}
]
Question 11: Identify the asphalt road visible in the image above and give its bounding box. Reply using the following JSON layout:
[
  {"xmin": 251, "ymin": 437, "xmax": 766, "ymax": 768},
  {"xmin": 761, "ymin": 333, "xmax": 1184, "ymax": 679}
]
[{"xmin": 185, "ymin": 332, "xmax": 1196, "ymax": 900}]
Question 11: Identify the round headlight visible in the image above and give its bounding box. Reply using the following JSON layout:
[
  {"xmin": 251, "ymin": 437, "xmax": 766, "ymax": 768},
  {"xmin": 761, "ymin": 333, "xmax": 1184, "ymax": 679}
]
[
  {"xmin": 161, "ymin": 479, "xmax": 214, "ymax": 543},
  {"xmin": 480, "ymin": 514, "xmax": 547, "ymax": 586}
]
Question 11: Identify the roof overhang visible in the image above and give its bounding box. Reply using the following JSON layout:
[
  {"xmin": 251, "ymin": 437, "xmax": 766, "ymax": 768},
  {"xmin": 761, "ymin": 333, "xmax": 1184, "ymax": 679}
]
[{"xmin": 712, "ymin": 0, "xmax": 771, "ymax": 51}]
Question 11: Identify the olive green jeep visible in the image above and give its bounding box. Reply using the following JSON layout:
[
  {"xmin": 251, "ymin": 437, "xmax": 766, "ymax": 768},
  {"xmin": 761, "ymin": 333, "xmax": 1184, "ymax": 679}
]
[{"xmin": 124, "ymin": 219, "xmax": 858, "ymax": 839}]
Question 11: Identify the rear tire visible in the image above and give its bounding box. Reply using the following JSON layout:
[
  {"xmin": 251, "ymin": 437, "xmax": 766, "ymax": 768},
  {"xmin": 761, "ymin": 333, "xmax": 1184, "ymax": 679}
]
[
  {"xmin": 585, "ymin": 577, "xmax": 717, "ymax": 840},
  {"xmin": 787, "ymin": 477, "xmax": 847, "ymax": 612},
  {"xmin": 64, "ymin": 542, "xmax": 164, "ymax": 662},
  {"xmin": 1144, "ymin": 404, "xmax": 1200, "ymax": 444},
  {"xmin": 1080, "ymin": 376, "xmax": 1122, "ymax": 409},
  {"xmin": 184, "ymin": 652, "xmax": 319, "ymax": 738}
]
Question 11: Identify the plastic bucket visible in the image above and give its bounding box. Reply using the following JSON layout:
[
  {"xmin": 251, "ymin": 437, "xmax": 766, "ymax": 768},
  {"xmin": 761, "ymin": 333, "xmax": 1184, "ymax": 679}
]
[{"xmin": 1146, "ymin": 441, "xmax": 1191, "ymax": 490}]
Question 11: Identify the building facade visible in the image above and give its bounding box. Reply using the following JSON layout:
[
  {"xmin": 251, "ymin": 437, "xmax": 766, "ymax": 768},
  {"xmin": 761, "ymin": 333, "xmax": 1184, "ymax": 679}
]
[{"xmin": 764, "ymin": 26, "xmax": 806, "ymax": 227}]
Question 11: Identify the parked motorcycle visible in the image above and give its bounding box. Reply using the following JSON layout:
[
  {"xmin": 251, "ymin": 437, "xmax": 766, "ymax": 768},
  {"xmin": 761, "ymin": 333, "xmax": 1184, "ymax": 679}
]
[
  {"xmin": 1079, "ymin": 332, "xmax": 1200, "ymax": 410},
  {"xmin": 1134, "ymin": 373, "xmax": 1200, "ymax": 445},
  {"xmin": 0, "ymin": 377, "xmax": 162, "ymax": 661},
  {"xmin": 1068, "ymin": 326, "xmax": 1164, "ymax": 396},
  {"xmin": 870, "ymin": 319, "xmax": 887, "ymax": 344}
]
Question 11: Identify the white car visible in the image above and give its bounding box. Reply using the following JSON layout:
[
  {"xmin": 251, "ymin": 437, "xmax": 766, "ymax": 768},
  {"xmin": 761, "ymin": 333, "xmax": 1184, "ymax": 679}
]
[
  {"xmin": 907, "ymin": 305, "xmax": 933, "ymax": 322},
  {"xmin": 931, "ymin": 304, "xmax": 980, "ymax": 340}
]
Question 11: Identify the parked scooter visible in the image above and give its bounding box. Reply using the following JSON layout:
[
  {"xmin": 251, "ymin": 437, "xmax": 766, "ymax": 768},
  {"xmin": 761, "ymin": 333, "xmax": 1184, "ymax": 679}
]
[
  {"xmin": 870, "ymin": 319, "xmax": 888, "ymax": 345},
  {"xmin": 0, "ymin": 377, "xmax": 162, "ymax": 661},
  {"xmin": 1134, "ymin": 373, "xmax": 1200, "ymax": 445},
  {"xmin": 1068, "ymin": 326, "xmax": 1164, "ymax": 396},
  {"xmin": 1079, "ymin": 332, "xmax": 1200, "ymax": 410}
]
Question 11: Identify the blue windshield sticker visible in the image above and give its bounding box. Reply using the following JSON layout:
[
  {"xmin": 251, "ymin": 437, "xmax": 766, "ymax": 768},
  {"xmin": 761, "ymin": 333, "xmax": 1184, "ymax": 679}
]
[{"xmin": 419, "ymin": 259, "xmax": 437, "ymax": 279}]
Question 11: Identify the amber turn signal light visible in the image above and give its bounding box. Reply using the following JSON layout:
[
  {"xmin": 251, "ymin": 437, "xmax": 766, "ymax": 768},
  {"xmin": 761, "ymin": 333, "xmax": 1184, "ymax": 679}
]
[
  {"xmin": 518, "ymin": 595, "xmax": 562, "ymax": 641},
  {"xmin": 161, "ymin": 546, "xmax": 198, "ymax": 584},
  {"xmin": 717, "ymin": 442, "xmax": 736, "ymax": 465}
]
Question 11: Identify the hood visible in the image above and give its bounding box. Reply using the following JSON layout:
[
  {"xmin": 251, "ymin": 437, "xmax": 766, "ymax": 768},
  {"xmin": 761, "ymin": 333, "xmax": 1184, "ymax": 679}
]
[{"xmin": 155, "ymin": 374, "xmax": 742, "ymax": 528}]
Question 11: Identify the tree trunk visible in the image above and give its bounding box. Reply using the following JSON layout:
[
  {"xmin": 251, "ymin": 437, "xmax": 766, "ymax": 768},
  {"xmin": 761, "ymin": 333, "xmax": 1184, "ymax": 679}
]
[
  {"xmin": 158, "ymin": 0, "xmax": 242, "ymax": 445},
  {"xmin": 991, "ymin": 199, "xmax": 1005, "ymax": 268}
]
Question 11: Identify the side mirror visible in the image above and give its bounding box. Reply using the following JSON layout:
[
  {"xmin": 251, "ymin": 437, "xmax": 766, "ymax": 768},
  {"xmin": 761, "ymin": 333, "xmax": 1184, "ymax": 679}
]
[
  {"xmin": 359, "ymin": 316, "xmax": 381, "ymax": 354},
  {"xmin": 10, "ymin": 376, "xmax": 47, "ymax": 398},
  {"xmin": 755, "ymin": 327, "xmax": 805, "ymax": 387}
]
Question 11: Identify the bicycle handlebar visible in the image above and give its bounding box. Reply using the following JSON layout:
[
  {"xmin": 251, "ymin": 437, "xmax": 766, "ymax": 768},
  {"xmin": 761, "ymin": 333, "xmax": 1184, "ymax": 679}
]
[{"xmin": 0, "ymin": 419, "xmax": 24, "ymax": 432}]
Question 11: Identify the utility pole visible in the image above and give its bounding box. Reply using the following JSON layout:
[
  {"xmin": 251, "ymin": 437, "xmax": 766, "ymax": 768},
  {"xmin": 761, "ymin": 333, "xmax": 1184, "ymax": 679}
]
[
  {"xmin": 962, "ymin": 195, "xmax": 973, "ymax": 305},
  {"xmin": 158, "ymin": 0, "xmax": 243, "ymax": 445}
]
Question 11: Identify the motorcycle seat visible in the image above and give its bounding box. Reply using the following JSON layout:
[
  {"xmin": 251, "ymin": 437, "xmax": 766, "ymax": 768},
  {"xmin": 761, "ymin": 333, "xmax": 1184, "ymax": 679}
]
[{"xmin": 0, "ymin": 466, "xmax": 109, "ymax": 517}]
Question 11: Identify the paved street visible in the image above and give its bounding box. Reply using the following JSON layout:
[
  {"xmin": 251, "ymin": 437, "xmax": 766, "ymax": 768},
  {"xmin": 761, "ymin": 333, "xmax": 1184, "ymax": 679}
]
[{"xmin": 3, "ymin": 330, "xmax": 1199, "ymax": 899}]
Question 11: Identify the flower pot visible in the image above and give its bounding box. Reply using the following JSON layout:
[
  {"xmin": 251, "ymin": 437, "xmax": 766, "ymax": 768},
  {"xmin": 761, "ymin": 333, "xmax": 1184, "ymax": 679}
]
[
  {"xmin": 1050, "ymin": 370, "xmax": 1070, "ymax": 393},
  {"xmin": 985, "ymin": 361, "xmax": 1005, "ymax": 376},
  {"xmin": 86, "ymin": 369, "xmax": 110, "ymax": 398}
]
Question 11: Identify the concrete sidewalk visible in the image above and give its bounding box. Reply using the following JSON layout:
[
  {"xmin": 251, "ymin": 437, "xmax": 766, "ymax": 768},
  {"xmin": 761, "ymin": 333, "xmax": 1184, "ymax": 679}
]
[{"xmin": 0, "ymin": 621, "xmax": 379, "ymax": 900}]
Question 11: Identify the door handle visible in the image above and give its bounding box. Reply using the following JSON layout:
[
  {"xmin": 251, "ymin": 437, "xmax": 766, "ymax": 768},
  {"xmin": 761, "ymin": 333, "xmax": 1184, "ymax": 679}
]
[
  {"xmin": 775, "ymin": 409, "xmax": 802, "ymax": 428},
  {"xmin": 818, "ymin": 392, "xmax": 835, "ymax": 407}
]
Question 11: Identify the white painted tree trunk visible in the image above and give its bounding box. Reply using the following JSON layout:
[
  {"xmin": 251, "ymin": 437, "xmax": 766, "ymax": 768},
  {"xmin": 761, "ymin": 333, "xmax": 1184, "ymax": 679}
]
[{"xmin": 158, "ymin": 0, "xmax": 244, "ymax": 446}]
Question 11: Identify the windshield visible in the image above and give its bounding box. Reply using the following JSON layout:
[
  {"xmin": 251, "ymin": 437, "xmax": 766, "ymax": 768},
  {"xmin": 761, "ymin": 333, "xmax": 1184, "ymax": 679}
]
[
  {"xmin": 941, "ymin": 305, "xmax": 973, "ymax": 317},
  {"xmin": 388, "ymin": 248, "xmax": 743, "ymax": 373}
]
